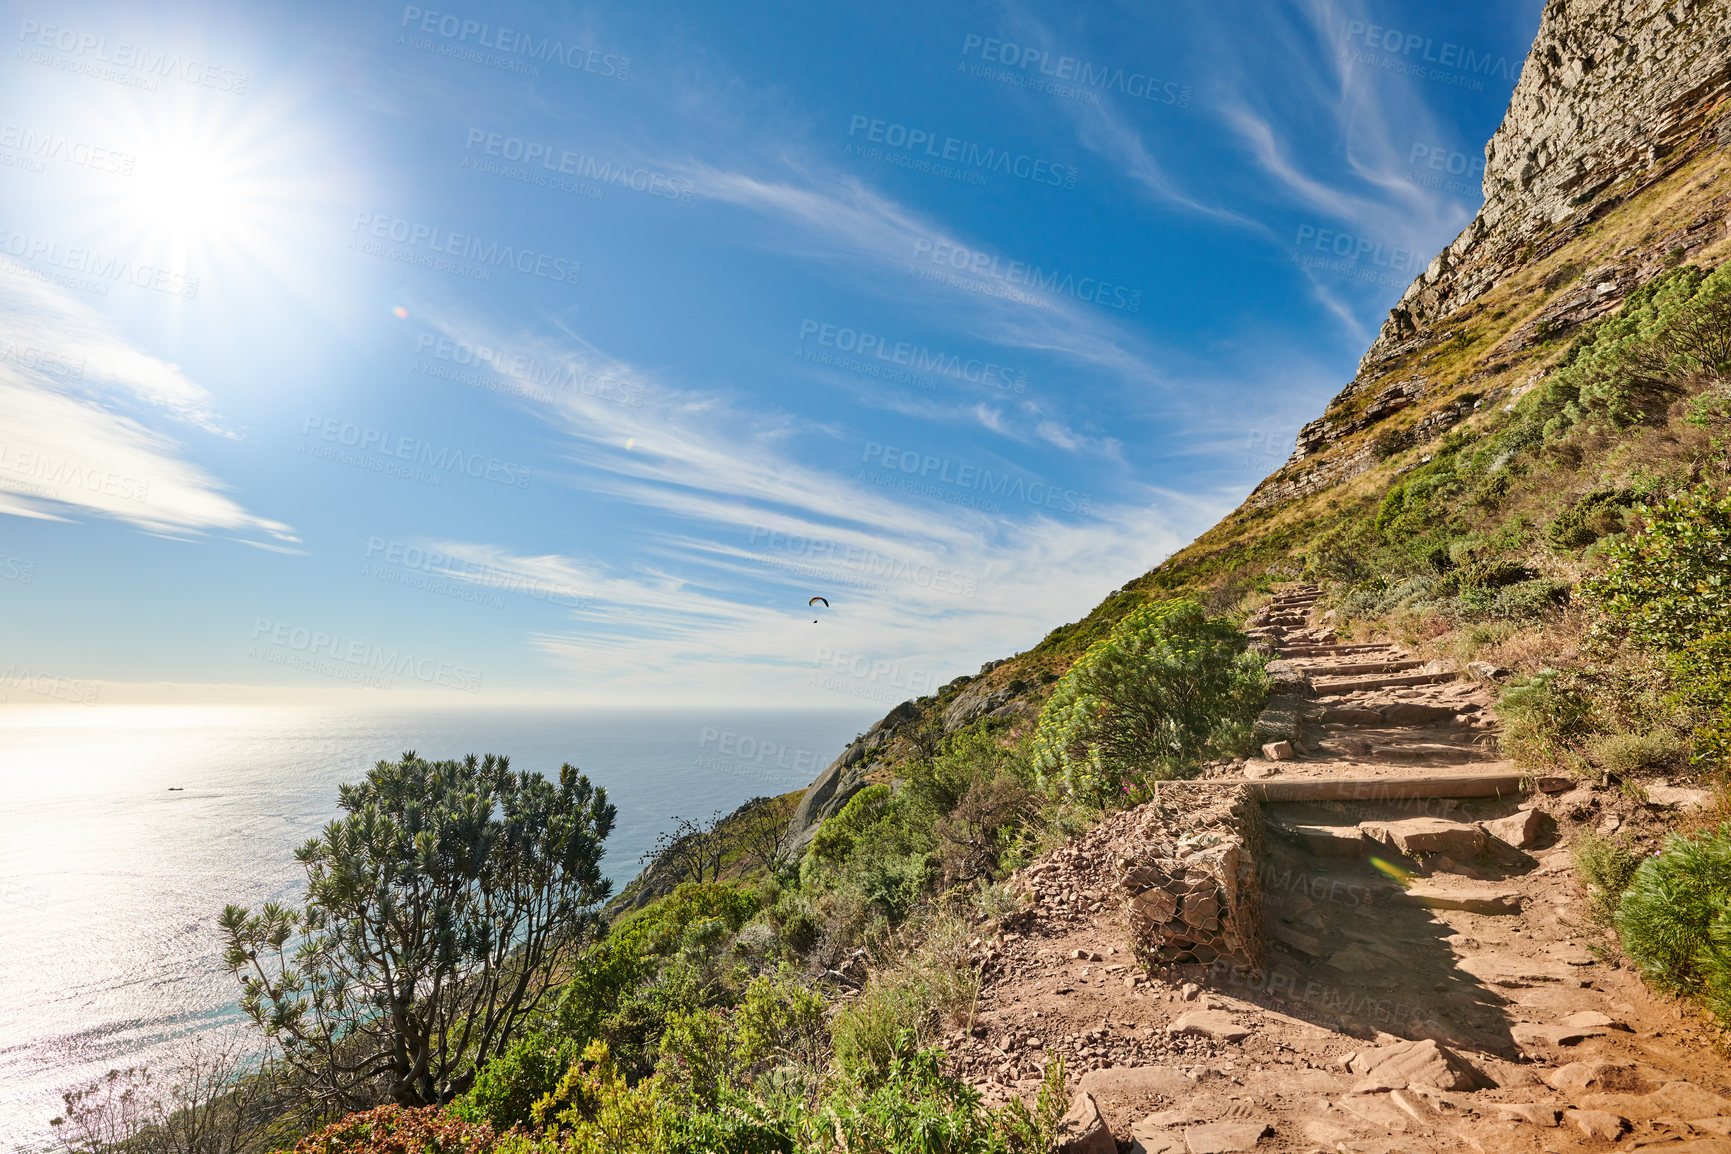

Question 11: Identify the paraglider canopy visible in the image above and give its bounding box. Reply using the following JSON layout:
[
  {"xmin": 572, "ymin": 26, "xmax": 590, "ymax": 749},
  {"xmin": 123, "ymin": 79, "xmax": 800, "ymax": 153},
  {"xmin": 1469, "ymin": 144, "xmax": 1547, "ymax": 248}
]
[{"xmin": 808, "ymin": 596, "xmax": 829, "ymax": 608}]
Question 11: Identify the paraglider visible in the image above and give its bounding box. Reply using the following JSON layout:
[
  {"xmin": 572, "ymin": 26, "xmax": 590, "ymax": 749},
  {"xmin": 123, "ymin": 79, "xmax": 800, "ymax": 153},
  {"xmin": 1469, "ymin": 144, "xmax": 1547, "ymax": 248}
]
[{"xmin": 809, "ymin": 595, "xmax": 829, "ymax": 623}]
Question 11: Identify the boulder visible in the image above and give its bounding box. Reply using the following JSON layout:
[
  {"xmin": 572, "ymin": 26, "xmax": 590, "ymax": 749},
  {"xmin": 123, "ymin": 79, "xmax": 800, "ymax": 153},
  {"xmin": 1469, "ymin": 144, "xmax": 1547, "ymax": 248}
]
[
  {"xmin": 1261, "ymin": 740, "xmax": 1294, "ymax": 761},
  {"xmin": 1182, "ymin": 1121, "xmax": 1269, "ymax": 1153},
  {"xmin": 1565, "ymin": 1108, "xmax": 1628, "ymax": 1141},
  {"xmin": 1320, "ymin": 706, "xmax": 1383, "ymax": 726},
  {"xmin": 1542, "ymin": 1061, "xmax": 1655, "ymax": 1094},
  {"xmin": 1647, "ymin": 1080, "xmax": 1731, "ymax": 1118},
  {"xmin": 1513, "ymin": 1010, "xmax": 1624, "ymax": 1049},
  {"xmin": 941, "ymin": 680, "xmax": 1017, "ymax": 732},
  {"xmin": 1379, "ymin": 701, "xmax": 1459, "ymax": 725},
  {"xmin": 1128, "ymin": 1128, "xmax": 1182, "ymax": 1154},
  {"xmin": 1345, "ymin": 1038, "xmax": 1478, "ymax": 1092},
  {"xmin": 1277, "ymin": 821, "xmax": 1367, "ymax": 856},
  {"xmin": 1494, "ymin": 1102, "xmax": 1561, "ymax": 1126},
  {"xmin": 1361, "ymin": 817, "xmax": 1487, "ymax": 857},
  {"xmin": 1055, "ymin": 1091, "xmax": 1116, "ymax": 1154},
  {"xmin": 1646, "ymin": 784, "xmax": 1713, "ymax": 810},
  {"xmin": 1079, "ymin": 1066, "xmax": 1197, "ymax": 1100},
  {"xmin": 784, "ymin": 701, "xmax": 921, "ymax": 851},
  {"xmin": 1171, "ymin": 1010, "xmax": 1250, "ymax": 1043},
  {"xmin": 1483, "ymin": 808, "xmax": 1542, "ymax": 849}
]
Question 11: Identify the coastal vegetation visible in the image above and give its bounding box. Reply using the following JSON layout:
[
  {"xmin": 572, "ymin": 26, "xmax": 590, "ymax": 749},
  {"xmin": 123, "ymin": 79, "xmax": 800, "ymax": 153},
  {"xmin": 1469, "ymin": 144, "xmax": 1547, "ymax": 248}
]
[{"xmin": 54, "ymin": 605, "xmax": 1256, "ymax": 1152}]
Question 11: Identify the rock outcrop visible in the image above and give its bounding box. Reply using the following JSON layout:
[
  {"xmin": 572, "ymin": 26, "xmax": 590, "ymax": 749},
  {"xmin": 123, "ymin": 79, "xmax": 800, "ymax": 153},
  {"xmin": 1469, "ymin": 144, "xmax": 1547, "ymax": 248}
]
[
  {"xmin": 1364, "ymin": 0, "xmax": 1731, "ymax": 370},
  {"xmin": 1243, "ymin": 0, "xmax": 1731, "ymax": 505},
  {"xmin": 782, "ymin": 700, "xmax": 918, "ymax": 853}
]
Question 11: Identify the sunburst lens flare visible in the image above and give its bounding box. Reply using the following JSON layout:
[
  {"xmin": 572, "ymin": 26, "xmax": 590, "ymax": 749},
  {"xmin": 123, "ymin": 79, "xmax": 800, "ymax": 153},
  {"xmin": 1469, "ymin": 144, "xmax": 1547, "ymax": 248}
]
[{"xmin": 1369, "ymin": 856, "xmax": 1414, "ymax": 885}]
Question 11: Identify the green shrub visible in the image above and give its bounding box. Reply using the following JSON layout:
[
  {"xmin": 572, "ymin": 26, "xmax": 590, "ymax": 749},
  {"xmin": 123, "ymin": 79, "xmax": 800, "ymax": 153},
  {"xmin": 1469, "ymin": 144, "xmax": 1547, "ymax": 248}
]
[
  {"xmin": 1614, "ymin": 823, "xmax": 1731, "ymax": 1024},
  {"xmin": 1573, "ymin": 832, "xmax": 1643, "ymax": 926},
  {"xmin": 830, "ymin": 933, "xmax": 977, "ymax": 1088},
  {"xmin": 656, "ymin": 1007, "xmax": 730, "ymax": 1105},
  {"xmin": 765, "ymin": 889, "xmax": 822, "ymax": 957},
  {"xmin": 805, "ymin": 785, "xmax": 894, "ymax": 872},
  {"xmin": 1582, "ymin": 482, "xmax": 1731, "ymax": 765},
  {"xmin": 732, "ymin": 969, "xmax": 829, "ymax": 1076},
  {"xmin": 1495, "ymin": 670, "xmax": 1593, "ymax": 767},
  {"xmin": 819, "ymin": 1045, "xmax": 1064, "ymax": 1154},
  {"xmin": 452, "ymin": 1029, "xmax": 580, "ymax": 1131},
  {"xmin": 1031, "ymin": 598, "xmax": 1265, "ymax": 803},
  {"xmin": 1584, "ymin": 729, "xmax": 1686, "ymax": 776},
  {"xmin": 1489, "ymin": 578, "xmax": 1570, "ymax": 621}
]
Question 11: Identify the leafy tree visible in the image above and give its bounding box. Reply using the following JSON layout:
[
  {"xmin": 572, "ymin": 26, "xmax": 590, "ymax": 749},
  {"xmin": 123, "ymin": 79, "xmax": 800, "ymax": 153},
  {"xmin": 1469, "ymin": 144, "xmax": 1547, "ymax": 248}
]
[
  {"xmin": 1032, "ymin": 598, "xmax": 1266, "ymax": 802},
  {"xmin": 1582, "ymin": 484, "xmax": 1731, "ymax": 763},
  {"xmin": 220, "ymin": 753, "xmax": 616, "ymax": 1110},
  {"xmin": 640, "ymin": 810, "xmax": 728, "ymax": 887}
]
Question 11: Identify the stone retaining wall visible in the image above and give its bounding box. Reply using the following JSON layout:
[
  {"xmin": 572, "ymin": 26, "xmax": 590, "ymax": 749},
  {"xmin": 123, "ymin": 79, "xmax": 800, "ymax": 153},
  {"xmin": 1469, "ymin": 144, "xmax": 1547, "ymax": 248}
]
[{"xmin": 1113, "ymin": 784, "xmax": 1265, "ymax": 970}]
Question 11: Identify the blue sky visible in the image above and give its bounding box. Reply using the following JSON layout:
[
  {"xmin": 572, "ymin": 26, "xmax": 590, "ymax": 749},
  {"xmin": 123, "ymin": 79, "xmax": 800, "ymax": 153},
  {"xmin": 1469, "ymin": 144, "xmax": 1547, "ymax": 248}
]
[{"xmin": 0, "ymin": 0, "xmax": 1542, "ymax": 707}]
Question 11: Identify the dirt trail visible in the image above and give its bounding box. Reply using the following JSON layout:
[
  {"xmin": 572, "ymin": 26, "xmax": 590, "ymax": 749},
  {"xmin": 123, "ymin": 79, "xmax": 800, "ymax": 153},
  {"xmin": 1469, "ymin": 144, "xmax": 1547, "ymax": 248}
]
[{"xmin": 942, "ymin": 587, "xmax": 1731, "ymax": 1153}]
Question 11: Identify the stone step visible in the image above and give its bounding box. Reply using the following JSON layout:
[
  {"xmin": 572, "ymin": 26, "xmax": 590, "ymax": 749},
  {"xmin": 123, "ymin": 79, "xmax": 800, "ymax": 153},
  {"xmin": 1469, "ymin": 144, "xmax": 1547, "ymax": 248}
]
[
  {"xmin": 1277, "ymin": 644, "xmax": 1396, "ymax": 657},
  {"xmin": 1361, "ymin": 742, "xmax": 1500, "ymax": 764},
  {"xmin": 1318, "ymin": 702, "xmax": 1468, "ymax": 727},
  {"xmin": 1291, "ymin": 659, "xmax": 1424, "ymax": 677},
  {"xmin": 1312, "ymin": 671, "xmax": 1459, "ymax": 696},
  {"xmin": 1270, "ymin": 821, "xmax": 1369, "ymax": 857},
  {"xmin": 1244, "ymin": 772, "xmax": 1545, "ymax": 803}
]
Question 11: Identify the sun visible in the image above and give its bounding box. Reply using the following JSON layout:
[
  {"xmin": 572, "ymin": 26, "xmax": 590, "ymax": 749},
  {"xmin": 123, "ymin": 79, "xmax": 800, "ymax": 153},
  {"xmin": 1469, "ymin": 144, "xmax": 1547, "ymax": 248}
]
[
  {"xmin": 89, "ymin": 91, "xmax": 339, "ymax": 290},
  {"xmin": 126, "ymin": 134, "xmax": 254, "ymax": 243}
]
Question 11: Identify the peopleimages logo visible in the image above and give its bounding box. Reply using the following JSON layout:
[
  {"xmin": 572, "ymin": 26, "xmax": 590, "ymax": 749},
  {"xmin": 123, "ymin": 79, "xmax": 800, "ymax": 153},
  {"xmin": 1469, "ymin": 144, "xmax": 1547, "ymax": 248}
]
[
  {"xmin": 16, "ymin": 19, "xmax": 251, "ymax": 93},
  {"xmin": 862, "ymin": 441, "xmax": 1091, "ymax": 514},
  {"xmin": 959, "ymin": 35, "xmax": 1191, "ymax": 107},
  {"xmin": 398, "ymin": 7, "xmax": 629, "ymax": 79},
  {"xmin": 796, "ymin": 320, "xmax": 1027, "ymax": 394},
  {"xmin": 349, "ymin": 212, "xmax": 580, "ymax": 286},
  {"xmin": 0, "ymin": 666, "xmax": 99, "ymax": 705},
  {"xmin": 300, "ymin": 416, "xmax": 534, "ymax": 488},
  {"xmin": 909, "ymin": 238, "xmax": 1141, "ymax": 313},
  {"xmin": 0, "ymin": 227, "xmax": 198, "ymax": 297},
  {"xmin": 1292, "ymin": 225, "xmax": 1414, "ymax": 273},
  {"xmin": 413, "ymin": 333, "xmax": 644, "ymax": 405},
  {"xmin": 748, "ymin": 526, "xmax": 978, "ymax": 598},
  {"xmin": 0, "ymin": 124, "xmax": 134, "ymax": 174},
  {"xmin": 249, "ymin": 619, "xmax": 483, "ymax": 693},
  {"xmin": 462, "ymin": 129, "xmax": 693, "ymax": 201},
  {"xmin": 845, "ymin": 115, "xmax": 1078, "ymax": 189},
  {"xmin": 1341, "ymin": 20, "xmax": 1519, "ymax": 80}
]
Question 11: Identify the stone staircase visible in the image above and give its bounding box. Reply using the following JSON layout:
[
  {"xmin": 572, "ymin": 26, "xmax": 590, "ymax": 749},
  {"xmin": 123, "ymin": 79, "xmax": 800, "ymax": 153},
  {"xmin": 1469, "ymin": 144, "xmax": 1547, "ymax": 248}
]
[{"xmin": 978, "ymin": 585, "xmax": 1731, "ymax": 1153}]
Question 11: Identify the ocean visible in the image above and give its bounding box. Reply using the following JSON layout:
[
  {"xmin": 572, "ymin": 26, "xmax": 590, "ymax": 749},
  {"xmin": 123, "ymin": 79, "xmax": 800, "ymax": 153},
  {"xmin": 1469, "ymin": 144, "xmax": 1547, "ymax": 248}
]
[{"xmin": 0, "ymin": 704, "xmax": 873, "ymax": 1150}]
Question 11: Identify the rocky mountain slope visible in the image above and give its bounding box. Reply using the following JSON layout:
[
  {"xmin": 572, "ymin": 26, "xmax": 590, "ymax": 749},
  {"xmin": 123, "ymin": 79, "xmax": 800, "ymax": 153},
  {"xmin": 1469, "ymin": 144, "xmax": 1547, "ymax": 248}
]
[
  {"xmin": 947, "ymin": 590, "xmax": 1728, "ymax": 1152},
  {"xmin": 784, "ymin": 0, "xmax": 1731, "ymax": 852},
  {"xmin": 768, "ymin": 2, "xmax": 1731, "ymax": 1148}
]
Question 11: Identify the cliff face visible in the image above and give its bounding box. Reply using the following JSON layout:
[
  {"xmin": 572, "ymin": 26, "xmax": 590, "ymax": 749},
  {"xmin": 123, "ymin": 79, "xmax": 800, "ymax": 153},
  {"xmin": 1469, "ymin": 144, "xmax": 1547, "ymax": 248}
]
[
  {"xmin": 1248, "ymin": 0, "xmax": 1731, "ymax": 506},
  {"xmin": 1368, "ymin": 0, "xmax": 1731, "ymax": 369}
]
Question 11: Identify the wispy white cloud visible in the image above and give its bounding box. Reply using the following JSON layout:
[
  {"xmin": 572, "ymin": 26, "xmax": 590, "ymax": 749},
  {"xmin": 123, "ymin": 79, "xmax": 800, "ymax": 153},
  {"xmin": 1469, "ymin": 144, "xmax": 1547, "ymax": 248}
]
[
  {"xmin": 411, "ymin": 307, "xmax": 1228, "ymax": 701},
  {"xmin": 0, "ymin": 274, "xmax": 294, "ymax": 543}
]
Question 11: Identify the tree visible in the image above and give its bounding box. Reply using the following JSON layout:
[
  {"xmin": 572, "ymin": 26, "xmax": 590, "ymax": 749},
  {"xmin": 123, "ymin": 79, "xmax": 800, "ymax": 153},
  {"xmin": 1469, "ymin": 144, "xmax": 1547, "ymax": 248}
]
[
  {"xmin": 730, "ymin": 796, "xmax": 795, "ymax": 874},
  {"xmin": 1582, "ymin": 483, "xmax": 1731, "ymax": 763},
  {"xmin": 1032, "ymin": 598, "xmax": 1266, "ymax": 803},
  {"xmin": 220, "ymin": 753, "xmax": 616, "ymax": 1110},
  {"xmin": 51, "ymin": 1035, "xmax": 275, "ymax": 1154},
  {"xmin": 639, "ymin": 811, "xmax": 728, "ymax": 886}
]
